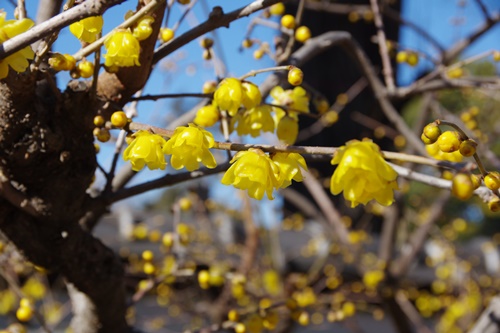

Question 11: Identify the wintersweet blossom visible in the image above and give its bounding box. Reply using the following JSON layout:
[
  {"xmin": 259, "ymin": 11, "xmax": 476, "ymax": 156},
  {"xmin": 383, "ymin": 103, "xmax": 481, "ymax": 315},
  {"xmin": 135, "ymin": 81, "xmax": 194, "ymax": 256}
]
[
  {"xmin": 241, "ymin": 81, "xmax": 262, "ymax": 109},
  {"xmin": 213, "ymin": 78, "xmax": 243, "ymax": 116},
  {"xmin": 221, "ymin": 148, "xmax": 279, "ymax": 200},
  {"xmin": 163, "ymin": 124, "xmax": 217, "ymax": 171},
  {"xmin": 231, "ymin": 105, "xmax": 274, "ymax": 137},
  {"xmin": 426, "ymin": 141, "xmax": 463, "ymax": 162},
  {"xmin": 272, "ymin": 152, "xmax": 308, "ymax": 188},
  {"xmin": 69, "ymin": 16, "xmax": 103, "ymax": 43},
  {"xmin": 330, "ymin": 139, "xmax": 398, "ymax": 207},
  {"xmin": 194, "ymin": 103, "xmax": 219, "ymax": 127},
  {"xmin": 276, "ymin": 114, "xmax": 299, "ymax": 145},
  {"xmin": 123, "ymin": 131, "xmax": 168, "ymax": 171},
  {"xmin": 270, "ymin": 86, "xmax": 309, "ymax": 114},
  {"xmin": 0, "ymin": 13, "xmax": 35, "ymax": 79},
  {"xmin": 104, "ymin": 30, "xmax": 141, "ymax": 67}
]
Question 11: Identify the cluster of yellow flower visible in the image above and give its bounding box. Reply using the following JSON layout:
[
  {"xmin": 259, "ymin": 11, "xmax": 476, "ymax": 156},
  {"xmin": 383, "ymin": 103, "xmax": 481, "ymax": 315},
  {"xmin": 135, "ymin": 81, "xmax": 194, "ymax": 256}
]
[
  {"xmin": 123, "ymin": 124, "xmax": 216, "ymax": 172},
  {"xmin": 421, "ymin": 121, "xmax": 500, "ymax": 209},
  {"xmin": 0, "ymin": 13, "xmax": 35, "ymax": 79},
  {"xmin": 195, "ymin": 76, "xmax": 309, "ymax": 145},
  {"xmin": 222, "ymin": 149, "xmax": 307, "ymax": 200}
]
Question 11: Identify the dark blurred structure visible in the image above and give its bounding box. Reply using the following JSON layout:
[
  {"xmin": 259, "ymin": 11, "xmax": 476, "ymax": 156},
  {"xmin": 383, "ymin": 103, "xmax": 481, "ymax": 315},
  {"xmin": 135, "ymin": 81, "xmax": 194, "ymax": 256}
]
[{"xmin": 283, "ymin": 0, "xmax": 402, "ymax": 228}]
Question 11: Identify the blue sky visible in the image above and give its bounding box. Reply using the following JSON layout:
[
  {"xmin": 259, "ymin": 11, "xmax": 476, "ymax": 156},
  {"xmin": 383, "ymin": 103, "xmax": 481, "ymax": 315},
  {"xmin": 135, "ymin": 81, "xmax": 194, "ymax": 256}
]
[{"xmin": 398, "ymin": 0, "xmax": 500, "ymax": 84}]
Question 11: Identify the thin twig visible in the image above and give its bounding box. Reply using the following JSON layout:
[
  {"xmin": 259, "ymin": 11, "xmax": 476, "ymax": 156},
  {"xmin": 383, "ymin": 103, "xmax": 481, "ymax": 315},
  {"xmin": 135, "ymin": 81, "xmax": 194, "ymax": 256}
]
[
  {"xmin": 369, "ymin": 0, "xmax": 395, "ymax": 92},
  {"xmin": 153, "ymin": 0, "xmax": 283, "ymax": 64},
  {"xmin": 129, "ymin": 92, "xmax": 211, "ymax": 101},
  {"xmin": 16, "ymin": 0, "xmax": 27, "ymax": 19}
]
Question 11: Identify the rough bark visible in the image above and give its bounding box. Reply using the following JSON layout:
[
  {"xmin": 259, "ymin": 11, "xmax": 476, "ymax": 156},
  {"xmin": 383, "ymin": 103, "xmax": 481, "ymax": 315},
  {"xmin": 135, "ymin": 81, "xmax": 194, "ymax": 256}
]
[{"xmin": 0, "ymin": 1, "xmax": 166, "ymax": 332}]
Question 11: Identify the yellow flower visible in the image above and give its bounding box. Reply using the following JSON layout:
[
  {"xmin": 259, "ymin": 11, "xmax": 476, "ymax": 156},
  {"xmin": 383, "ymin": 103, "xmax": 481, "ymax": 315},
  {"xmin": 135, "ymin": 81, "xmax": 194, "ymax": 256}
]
[
  {"xmin": 270, "ymin": 86, "xmax": 309, "ymax": 114},
  {"xmin": 221, "ymin": 148, "xmax": 279, "ymax": 200},
  {"xmin": 0, "ymin": 13, "xmax": 35, "ymax": 79},
  {"xmin": 163, "ymin": 123, "xmax": 217, "ymax": 171},
  {"xmin": 276, "ymin": 114, "xmax": 299, "ymax": 145},
  {"xmin": 241, "ymin": 81, "xmax": 262, "ymax": 109},
  {"xmin": 133, "ymin": 15, "xmax": 154, "ymax": 41},
  {"xmin": 123, "ymin": 130, "xmax": 168, "ymax": 171},
  {"xmin": 272, "ymin": 152, "xmax": 308, "ymax": 188},
  {"xmin": 231, "ymin": 105, "xmax": 274, "ymax": 137},
  {"xmin": 426, "ymin": 141, "xmax": 463, "ymax": 162},
  {"xmin": 213, "ymin": 78, "xmax": 243, "ymax": 116},
  {"xmin": 330, "ymin": 139, "xmax": 398, "ymax": 207},
  {"xmin": 104, "ymin": 30, "xmax": 141, "ymax": 67},
  {"xmin": 194, "ymin": 103, "xmax": 219, "ymax": 127},
  {"xmin": 69, "ymin": 16, "xmax": 103, "ymax": 43}
]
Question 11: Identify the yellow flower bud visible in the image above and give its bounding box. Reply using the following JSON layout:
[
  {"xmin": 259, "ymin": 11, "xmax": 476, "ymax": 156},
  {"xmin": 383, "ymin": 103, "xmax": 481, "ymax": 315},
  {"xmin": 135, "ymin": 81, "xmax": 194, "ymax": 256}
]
[
  {"xmin": 422, "ymin": 122, "xmax": 441, "ymax": 143},
  {"xmin": 198, "ymin": 270, "xmax": 210, "ymax": 289},
  {"xmin": 253, "ymin": 49, "xmax": 264, "ymax": 60},
  {"xmin": 471, "ymin": 174, "xmax": 481, "ymax": 189},
  {"xmin": 111, "ymin": 111, "xmax": 129, "ymax": 128},
  {"xmin": 200, "ymin": 38, "xmax": 214, "ymax": 49},
  {"xmin": 242, "ymin": 38, "xmax": 253, "ymax": 48},
  {"xmin": 437, "ymin": 131, "xmax": 462, "ymax": 153},
  {"xmin": 447, "ymin": 67, "xmax": 464, "ymax": 79},
  {"xmin": 133, "ymin": 16, "xmax": 154, "ymax": 41},
  {"xmin": 484, "ymin": 172, "xmax": 500, "ymax": 191},
  {"xmin": 49, "ymin": 53, "xmax": 76, "ymax": 71},
  {"xmin": 93, "ymin": 115, "xmax": 105, "ymax": 127},
  {"xmin": 94, "ymin": 128, "xmax": 111, "ymax": 142},
  {"xmin": 406, "ymin": 52, "xmax": 419, "ymax": 66},
  {"xmin": 451, "ymin": 173, "xmax": 475, "ymax": 200},
  {"xmin": 269, "ymin": 3, "xmax": 285, "ymax": 16},
  {"xmin": 493, "ymin": 51, "xmax": 500, "ymax": 62},
  {"xmin": 459, "ymin": 139, "xmax": 477, "ymax": 157},
  {"xmin": 141, "ymin": 250, "xmax": 154, "ymax": 261},
  {"xmin": 77, "ymin": 60, "xmax": 94, "ymax": 78},
  {"xmin": 202, "ymin": 80, "xmax": 217, "ymax": 94},
  {"xmin": 162, "ymin": 232, "xmax": 174, "ymax": 248},
  {"xmin": 488, "ymin": 197, "xmax": 500, "ymax": 212},
  {"xmin": 281, "ymin": 14, "xmax": 295, "ymax": 29},
  {"xmin": 160, "ymin": 28, "xmax": 175, "ymax": 43},
  {"xmin": 194, "ymin": 104, "xmax": 219, "ymax": 127},
  {"xmin": 396, "ymin": 51, "xmax": 408, "ymax": 63},
  {"xmin": 295, "ymin": 26, "xmax": 311, "ymax": 43},
  {"xmin": 288, "ymin": 67, "xmax": 304, "ymax": 86},
  {"xmin": 228, "ymin": 309, "xmax": 239, "ymax": 322}
]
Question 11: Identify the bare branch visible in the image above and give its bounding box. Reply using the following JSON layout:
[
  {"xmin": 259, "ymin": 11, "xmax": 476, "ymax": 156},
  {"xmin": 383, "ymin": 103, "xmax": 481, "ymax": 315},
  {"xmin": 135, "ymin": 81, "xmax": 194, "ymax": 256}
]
[{"xmin": 370, "ymin": 0, "xmax": 395, "ymax": 91}]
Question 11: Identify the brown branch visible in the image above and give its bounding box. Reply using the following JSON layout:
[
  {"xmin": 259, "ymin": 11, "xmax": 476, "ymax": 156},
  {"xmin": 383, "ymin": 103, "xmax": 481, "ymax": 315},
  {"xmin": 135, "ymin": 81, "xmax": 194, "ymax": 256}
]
[
  {"xmin": 35, "ymin": 0, "xmax": 63, "ymax": 24},
  {"xmin": 301, "ymin": 169, "xmax": 353, "ymax": 252},
  {"xmin": 0, "ymin": 169, "xmax": 44, "ymax": 218},
  {"xmin": 107, "ymin": 162, "xmax": 230, "ymax": 203},
  {"xmin": 370, "ymin": 0, "xmax": 395, "ymax": 91},
  {"xmin": 390, "ymin": 191, "xmax": 450, "ymax": 278},
  {"xmin": 442, "ymin": 12, "xmax": 500, "ymax": 64}
]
